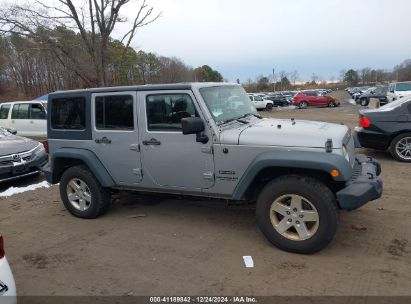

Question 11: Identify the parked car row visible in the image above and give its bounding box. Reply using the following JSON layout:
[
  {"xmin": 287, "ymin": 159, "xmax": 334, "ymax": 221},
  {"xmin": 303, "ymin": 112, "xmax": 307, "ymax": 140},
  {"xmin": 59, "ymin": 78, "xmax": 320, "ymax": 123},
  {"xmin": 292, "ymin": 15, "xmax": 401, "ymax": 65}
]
[
  {"xmin": 248, "ymin": 89, "xmax": 334, "ymax": 109},
  {"xmin": 347, "ymin": 81, "xmax": 411, "ymax": 107}
]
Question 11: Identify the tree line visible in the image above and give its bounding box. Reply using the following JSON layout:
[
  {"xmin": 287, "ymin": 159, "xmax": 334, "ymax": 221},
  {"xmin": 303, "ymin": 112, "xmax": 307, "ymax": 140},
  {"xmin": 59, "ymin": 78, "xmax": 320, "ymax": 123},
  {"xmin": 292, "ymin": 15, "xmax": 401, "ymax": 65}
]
[
  {"xmin": 342, "ymin": 60, "xmax": 411, "ymax": 86},
  {"xmin": 0, "ymin": 0, "xmax": 222, "ymax": 100},
  {"xmin": 243, "ymin": 60, "xmax": 411, "ymax": 93}
]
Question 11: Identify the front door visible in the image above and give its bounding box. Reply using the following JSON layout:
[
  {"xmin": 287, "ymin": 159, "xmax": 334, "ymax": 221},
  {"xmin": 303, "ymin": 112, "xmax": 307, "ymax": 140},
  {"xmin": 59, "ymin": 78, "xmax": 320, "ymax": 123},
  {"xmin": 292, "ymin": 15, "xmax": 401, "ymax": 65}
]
[
  {"xmin": 90, "ymin": 92, "xmax": 142, "ymax": 186},
  {"xmin": 138, "ymin": 90, "xmax": 215, "ymax": 190}
]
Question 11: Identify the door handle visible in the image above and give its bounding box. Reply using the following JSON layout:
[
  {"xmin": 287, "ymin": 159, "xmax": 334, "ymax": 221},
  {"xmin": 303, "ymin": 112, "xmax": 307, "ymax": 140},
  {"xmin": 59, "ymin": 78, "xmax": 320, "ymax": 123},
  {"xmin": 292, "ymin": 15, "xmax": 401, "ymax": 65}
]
[
  {"xmin": 142, "ymin": 138, "xmax": 161, "ymax": 146},
  {"xmin": 95, "ymin": 137, "xmax": 112, "ymax": 144}
]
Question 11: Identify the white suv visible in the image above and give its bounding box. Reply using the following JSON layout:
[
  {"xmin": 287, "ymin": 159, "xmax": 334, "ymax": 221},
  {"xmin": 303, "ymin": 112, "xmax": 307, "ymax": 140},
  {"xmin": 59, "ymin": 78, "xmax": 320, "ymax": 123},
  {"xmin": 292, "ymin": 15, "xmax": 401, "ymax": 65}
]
[
  {"xmin": 248, "ymin": 93, "xmax": 274, "ymax": 111},
  {"xmin": 0, "ymin": 101, "xmax": 47, "ymax": 138},
  {"xmin": 387, "ymin": 81, "xmax": 411, "ymax": 102},
  {"xmin": 0, "ymin": 236, "xmax": 16, "ymax": 303}
]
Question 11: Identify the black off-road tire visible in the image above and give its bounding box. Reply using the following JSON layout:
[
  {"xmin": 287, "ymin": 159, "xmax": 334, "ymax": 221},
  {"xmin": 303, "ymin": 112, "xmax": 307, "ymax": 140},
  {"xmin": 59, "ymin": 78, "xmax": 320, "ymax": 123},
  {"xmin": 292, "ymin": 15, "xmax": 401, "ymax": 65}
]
[
  {"xmin": 299, "ymin": 101, "xmax": 308, "ymax": 109},
  {"xmin": 265, "ymin": 103, "xmax": 273, "ymax": 111},
  {"xmin": 59, "ymin": 165, "xmax": 111, "ymax": 219},
  {"xmin": 389, "ymin": 133, "xmax": 411, "ymax": 162},
  {"xmin": 328, "ymin": 101, "xmax": 336, "ymax": 107},
  {"xmin": 255, "ymin": 175, "xmax": 339, "ymax": 254}
]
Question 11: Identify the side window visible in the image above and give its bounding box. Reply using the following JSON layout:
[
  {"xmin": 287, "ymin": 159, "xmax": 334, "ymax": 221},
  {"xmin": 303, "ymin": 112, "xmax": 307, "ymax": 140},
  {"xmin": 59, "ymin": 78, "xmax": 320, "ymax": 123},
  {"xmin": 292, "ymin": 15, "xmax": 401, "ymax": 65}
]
[
  {"xmin": 0, "ymin": 104, "xmax": 11, "ymax": 119},
  {"xmin": 146, "ymin": 94, "xmax": 198, "ymax": 131},
  {"xmin": 51, "ymin": 97, "xmax": 86, "ymax": 130},
  {"xmin": 249, "ymin": 96, "xmax": 253, "ymax": 101},
  {"xmin": 95, "ymin": 95, "xmax": 134, "ymax": 130},
  {"xmin": 11, "ymin": 104, "xmax": 29, "ymax": 119},
  {"xmin": 255, "ymin": 96, "xmax": 263, "ymax": 101},
  {"xmin": 30, "ymin": 103, "xmax": 46, "ymax": 119}
]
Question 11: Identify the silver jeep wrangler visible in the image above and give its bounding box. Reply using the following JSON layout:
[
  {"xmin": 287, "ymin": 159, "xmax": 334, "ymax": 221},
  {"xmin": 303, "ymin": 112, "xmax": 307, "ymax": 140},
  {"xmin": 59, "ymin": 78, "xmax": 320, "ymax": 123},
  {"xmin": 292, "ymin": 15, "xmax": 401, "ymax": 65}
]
[{"xmin": 44, "ymin": 83, "xmax": 382, "ymax": 253}]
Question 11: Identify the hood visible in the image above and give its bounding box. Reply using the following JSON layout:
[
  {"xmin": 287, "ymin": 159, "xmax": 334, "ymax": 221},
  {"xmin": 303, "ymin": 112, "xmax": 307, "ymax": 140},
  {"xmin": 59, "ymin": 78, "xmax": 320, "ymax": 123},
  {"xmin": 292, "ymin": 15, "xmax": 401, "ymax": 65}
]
[
  {"xmin": 220, "ymin": 118, "xmax": 349, "ymax": 149},
  {"xmin": 0, "ymin": 133, "xmax": 39, "ymax": 156}
]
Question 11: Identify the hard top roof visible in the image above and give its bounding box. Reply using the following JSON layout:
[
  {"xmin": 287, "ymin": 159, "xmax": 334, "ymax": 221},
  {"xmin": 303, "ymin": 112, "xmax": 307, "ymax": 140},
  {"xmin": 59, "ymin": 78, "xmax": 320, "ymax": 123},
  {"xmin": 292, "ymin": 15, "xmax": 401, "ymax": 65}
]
[{"xmin": 48, "ymin": 82, "xmax": 239, "ymax": 97}]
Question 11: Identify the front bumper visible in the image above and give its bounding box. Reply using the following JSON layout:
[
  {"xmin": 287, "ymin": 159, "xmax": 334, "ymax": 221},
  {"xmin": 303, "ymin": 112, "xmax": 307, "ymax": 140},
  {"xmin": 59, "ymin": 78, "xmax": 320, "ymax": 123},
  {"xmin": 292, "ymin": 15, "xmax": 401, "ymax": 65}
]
[
  {"xmin": 0, "ymin": 148, "xmax": 48, "ymax": 183},
  {"xmin": 336, "ymin": 154, "xmax": 383, "ymax": 210}
]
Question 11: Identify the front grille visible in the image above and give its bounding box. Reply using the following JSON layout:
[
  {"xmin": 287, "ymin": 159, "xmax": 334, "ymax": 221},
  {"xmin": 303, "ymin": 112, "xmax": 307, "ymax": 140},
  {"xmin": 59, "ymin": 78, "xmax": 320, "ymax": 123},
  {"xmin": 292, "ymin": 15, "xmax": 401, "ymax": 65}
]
[
  {"xmin": 351, "ymin": 161, "xmax": 362, "ymax": 181},
  {"xmin": 0, "ymin": 160, "xmax": 13, "ymax": 166}
]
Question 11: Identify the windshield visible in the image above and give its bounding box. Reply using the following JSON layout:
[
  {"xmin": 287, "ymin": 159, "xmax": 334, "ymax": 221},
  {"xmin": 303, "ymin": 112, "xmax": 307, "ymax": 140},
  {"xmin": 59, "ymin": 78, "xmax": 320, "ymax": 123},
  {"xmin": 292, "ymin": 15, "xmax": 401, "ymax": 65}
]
[
  {"xmin": 200, "ymin": 86, "xmax": 257, "ymax": 124},
  {"xmin": 396, "ymin": 83, "xmax": 411, "ymax": 91},
  {"xmin": 378, "ymin": 96, "xmax": 411, "ymax": 111}
]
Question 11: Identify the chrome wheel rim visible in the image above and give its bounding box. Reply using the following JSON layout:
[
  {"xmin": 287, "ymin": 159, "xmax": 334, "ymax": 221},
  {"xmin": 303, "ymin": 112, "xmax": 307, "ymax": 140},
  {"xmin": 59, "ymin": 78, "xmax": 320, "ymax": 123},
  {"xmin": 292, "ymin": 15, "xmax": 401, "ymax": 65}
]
[
  {"xmin": 270, "ymin": 194, "xmax": 319, "ymax": 241},
  {"xmin": 66, "ymin": 178, "xmax": 92, "ymax": 211},
  {"xmin": 395, "ymin": 137, "xmax": 411, "ymax": 160},
  {"xmin": 300, "ymin": 102, "xmax": 307, "ymax": 108}
]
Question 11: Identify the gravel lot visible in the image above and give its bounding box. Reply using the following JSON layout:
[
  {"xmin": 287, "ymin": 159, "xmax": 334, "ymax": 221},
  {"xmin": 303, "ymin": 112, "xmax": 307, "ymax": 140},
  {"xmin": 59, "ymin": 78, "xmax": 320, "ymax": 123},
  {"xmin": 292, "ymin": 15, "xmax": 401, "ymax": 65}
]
[{"xmin": 0, "ymin": 91, "xmax": 410, "ymax": 296}]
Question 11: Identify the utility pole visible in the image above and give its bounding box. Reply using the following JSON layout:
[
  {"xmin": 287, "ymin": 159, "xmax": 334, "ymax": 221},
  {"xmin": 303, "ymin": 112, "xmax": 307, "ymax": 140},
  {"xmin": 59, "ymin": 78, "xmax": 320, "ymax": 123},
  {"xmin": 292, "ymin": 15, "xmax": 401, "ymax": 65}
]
[{"xmin": 272, "ymin": 68, "xmax": 276, "ymax": 92}]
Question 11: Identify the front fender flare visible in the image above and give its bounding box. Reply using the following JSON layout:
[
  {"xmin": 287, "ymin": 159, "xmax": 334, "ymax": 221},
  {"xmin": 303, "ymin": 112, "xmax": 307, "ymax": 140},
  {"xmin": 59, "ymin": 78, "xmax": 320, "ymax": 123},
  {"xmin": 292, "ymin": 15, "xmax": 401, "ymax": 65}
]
[{"xmin": 231, "ymin": 151, "xmax": 352, "ymax": 200}]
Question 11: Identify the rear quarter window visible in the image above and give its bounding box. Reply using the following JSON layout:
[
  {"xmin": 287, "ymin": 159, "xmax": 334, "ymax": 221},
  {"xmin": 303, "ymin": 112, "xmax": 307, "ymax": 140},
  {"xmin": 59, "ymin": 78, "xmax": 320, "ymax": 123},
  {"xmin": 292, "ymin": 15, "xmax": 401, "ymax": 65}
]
[
  {"xmin": 0, "ymin": 104, "xmax": 11, "ymax": 119},
  {"xmin": 51, "ymin": 97, "xmax": 86, "ymax": 130}
]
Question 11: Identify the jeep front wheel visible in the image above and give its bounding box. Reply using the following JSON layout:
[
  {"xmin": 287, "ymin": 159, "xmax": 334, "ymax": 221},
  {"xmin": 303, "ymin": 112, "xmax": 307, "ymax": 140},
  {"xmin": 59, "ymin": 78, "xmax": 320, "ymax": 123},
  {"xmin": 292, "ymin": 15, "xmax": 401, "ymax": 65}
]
[
  {"xmin": 256, "ymin": 175, "xmax": 338, "ymax": 254},
  {"xmin": 60, "ymin": 165, "xmax": 111, "ymax": 219}
]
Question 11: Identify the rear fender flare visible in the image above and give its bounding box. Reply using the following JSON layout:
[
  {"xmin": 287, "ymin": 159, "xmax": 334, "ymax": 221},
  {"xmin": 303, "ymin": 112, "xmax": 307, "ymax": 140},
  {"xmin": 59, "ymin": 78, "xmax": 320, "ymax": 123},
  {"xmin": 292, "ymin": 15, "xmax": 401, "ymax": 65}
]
[{"xmin": 49, "ymin": 148, "xmax": 115, "ymax": 187}]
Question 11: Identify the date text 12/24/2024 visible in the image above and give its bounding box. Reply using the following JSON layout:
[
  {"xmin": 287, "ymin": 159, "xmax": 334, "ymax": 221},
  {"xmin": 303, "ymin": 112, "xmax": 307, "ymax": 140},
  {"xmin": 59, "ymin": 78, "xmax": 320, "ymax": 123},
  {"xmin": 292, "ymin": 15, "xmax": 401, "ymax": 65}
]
[{"xmin": 149, "ymin": 296, "xmax": 257, "ymax": 303}]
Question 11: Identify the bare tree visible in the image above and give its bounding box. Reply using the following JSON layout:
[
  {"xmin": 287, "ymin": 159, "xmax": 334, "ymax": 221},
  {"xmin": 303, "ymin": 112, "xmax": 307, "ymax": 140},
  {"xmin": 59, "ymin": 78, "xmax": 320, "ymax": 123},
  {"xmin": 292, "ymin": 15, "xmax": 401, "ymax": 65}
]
[
  {"xmin": 290, "ymin": 70, "xmax": 299, "ymax": 89},
  {"xmin": 0, "ymin": 0, "xmax": 161, "ymax": 86}
]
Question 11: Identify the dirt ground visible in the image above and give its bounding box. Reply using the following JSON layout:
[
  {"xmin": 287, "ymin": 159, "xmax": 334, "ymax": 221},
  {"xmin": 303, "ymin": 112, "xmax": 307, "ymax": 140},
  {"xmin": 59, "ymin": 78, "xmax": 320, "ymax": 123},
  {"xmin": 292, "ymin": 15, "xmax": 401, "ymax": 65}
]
[{"xmin": 0, "ymin": 91, "xmax": 410, "ymax": 296}]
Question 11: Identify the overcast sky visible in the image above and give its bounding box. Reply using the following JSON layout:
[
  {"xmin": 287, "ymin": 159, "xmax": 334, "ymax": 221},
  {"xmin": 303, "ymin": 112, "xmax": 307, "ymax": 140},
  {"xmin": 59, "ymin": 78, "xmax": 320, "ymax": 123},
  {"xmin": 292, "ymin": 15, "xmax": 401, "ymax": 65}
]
[{"xmin": 120, "ymin": 0, "xmax": 411, "ymax": 82}]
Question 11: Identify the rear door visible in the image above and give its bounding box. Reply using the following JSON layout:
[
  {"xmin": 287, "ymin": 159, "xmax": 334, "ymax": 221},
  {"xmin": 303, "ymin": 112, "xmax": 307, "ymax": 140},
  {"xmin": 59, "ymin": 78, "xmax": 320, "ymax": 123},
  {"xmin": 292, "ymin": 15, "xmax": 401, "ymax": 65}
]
[
  {"xmin": 138, "ymin": 90, "xmax": 215, "ymax": 190},
  {"xmin": 90, "ymin": 91, "xmax": 142, "ymax": 186}
]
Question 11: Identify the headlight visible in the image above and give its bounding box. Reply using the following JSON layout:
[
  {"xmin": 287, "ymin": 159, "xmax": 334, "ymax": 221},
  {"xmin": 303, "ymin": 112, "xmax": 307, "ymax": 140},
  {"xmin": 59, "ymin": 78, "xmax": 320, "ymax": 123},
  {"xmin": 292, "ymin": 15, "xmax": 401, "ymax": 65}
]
[
  {"xmin": 34, "ymin": 143, "xmax": 46, "ymax": 154},
  {"xmin": 342, "ymin": 145, "xmax": 350, "ymax": 162}
]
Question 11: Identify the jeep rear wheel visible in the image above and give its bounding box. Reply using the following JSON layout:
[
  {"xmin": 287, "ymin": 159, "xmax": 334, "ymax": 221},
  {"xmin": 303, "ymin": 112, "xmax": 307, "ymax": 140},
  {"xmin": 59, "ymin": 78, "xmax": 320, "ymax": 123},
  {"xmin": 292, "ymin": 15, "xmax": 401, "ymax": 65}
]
[
  {"xmin": 60, "ymin": 165, "xmax": 111, "ymax": 219},
  {"xmin": 256, "ymin": 175, "xmax": 338, "ymax": 254}
]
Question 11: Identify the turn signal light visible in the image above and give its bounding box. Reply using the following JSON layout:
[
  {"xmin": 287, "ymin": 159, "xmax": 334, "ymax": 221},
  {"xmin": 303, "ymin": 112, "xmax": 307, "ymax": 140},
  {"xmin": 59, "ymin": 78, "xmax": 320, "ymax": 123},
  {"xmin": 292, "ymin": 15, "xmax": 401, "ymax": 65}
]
[
  {"xmin": 359, "ymin": 116, "xmax": 371, "ymax": 128},
  {"xmin": 331, "ymin": 169, "xmax": 340, "ymax": 177}
]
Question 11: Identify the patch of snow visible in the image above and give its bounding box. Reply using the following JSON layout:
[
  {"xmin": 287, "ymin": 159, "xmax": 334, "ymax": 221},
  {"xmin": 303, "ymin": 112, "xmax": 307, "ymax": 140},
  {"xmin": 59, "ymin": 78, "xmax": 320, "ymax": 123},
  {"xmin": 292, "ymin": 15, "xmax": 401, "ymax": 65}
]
[
  {"xmin": 348, "ymin": 99, "xmax": 357, "ymax": 105},
  {"xmin": 0, "ymin": 181, "xmax": 51, "ymax": 198}
]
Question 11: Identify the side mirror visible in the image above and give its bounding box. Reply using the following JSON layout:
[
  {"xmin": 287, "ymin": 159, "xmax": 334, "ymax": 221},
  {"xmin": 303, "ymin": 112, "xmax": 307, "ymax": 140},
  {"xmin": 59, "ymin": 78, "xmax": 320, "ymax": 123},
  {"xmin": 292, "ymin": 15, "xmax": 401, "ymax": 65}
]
[
  {"xmin": 182, "ymin": 117, "xmax": 205, "ymax": 135},
  {"xmin": 7, "ymin": 128, "xmax": 17, "ymax": 135},
  {"xmin": 181, "ymin": 117, "xmax": 208, "ymax": 144}
]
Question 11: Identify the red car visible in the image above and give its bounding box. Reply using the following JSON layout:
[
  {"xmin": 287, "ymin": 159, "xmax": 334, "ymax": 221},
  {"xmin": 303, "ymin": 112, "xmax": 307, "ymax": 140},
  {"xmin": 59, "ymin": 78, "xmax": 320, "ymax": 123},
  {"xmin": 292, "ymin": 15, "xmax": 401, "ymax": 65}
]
[{"xmin": 293, "ymin": 91, "xmax": 340, "ymax": 108}]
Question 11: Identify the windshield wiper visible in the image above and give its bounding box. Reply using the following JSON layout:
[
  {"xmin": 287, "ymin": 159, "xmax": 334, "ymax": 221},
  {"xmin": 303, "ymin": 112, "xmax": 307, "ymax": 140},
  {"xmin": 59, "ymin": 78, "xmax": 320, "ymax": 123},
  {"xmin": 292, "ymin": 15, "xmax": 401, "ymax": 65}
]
[{"xmin": 220, "ymin": 112, "xmax": 261, "ymax": 125}]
